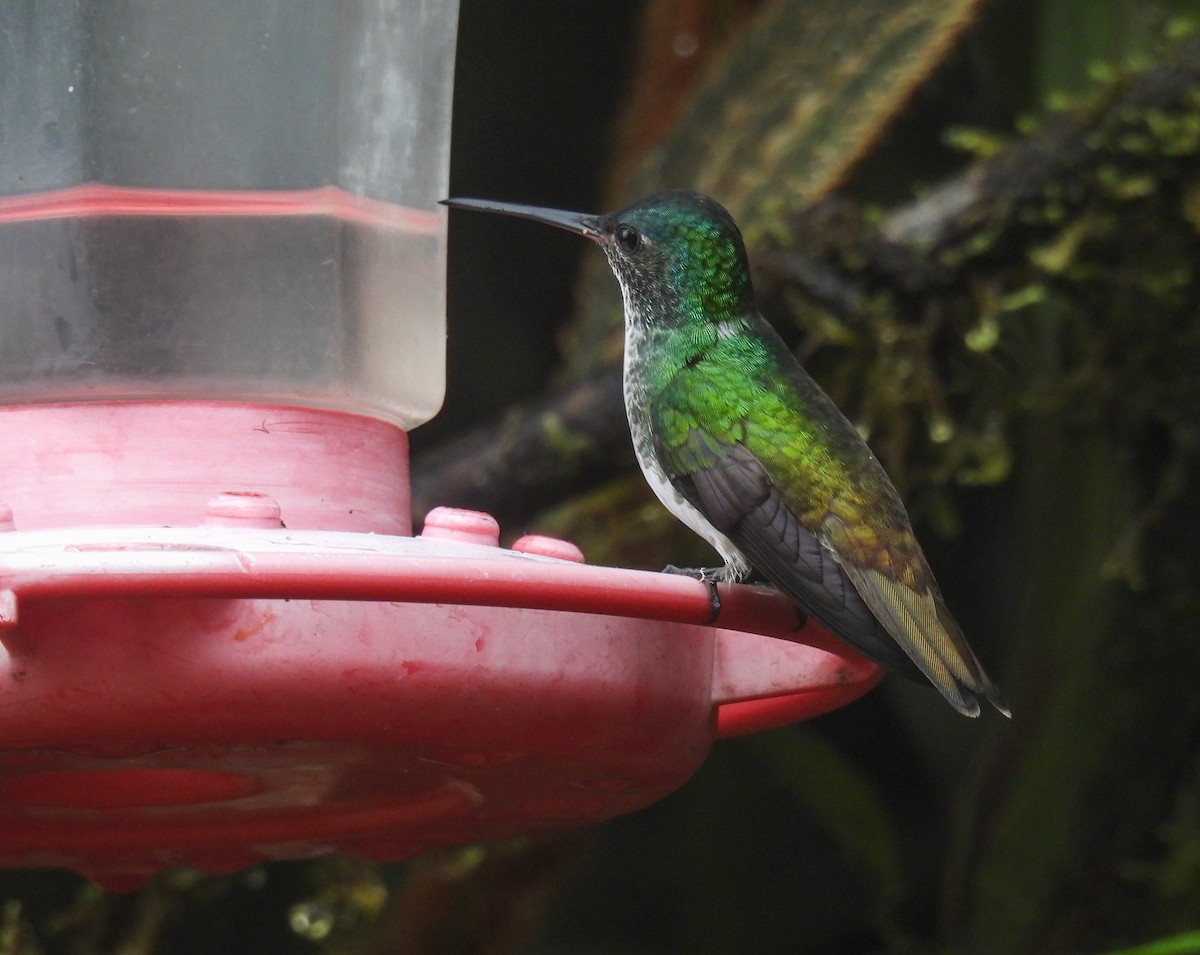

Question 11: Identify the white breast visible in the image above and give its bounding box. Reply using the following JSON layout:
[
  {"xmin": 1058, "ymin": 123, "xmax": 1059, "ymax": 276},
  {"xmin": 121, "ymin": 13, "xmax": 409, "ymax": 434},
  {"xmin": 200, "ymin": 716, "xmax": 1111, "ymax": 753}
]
[{"xmin": 622, "ymin": 325, "xmax": 750, "ymax": 582}]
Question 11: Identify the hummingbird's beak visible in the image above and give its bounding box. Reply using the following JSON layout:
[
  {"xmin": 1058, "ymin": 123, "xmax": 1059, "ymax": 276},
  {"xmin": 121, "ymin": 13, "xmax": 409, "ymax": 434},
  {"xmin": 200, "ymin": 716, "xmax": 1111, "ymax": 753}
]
[{"xmin": 441, "ymin": 198, "xmax": 602, "ymax": 241}]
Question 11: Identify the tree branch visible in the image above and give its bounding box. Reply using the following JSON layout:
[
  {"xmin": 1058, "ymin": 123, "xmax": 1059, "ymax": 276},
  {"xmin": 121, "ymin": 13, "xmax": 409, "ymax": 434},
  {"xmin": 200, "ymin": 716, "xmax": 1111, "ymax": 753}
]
[{"xmin": 412, "ymin": 370, "xmax": 629, "ymax": 526}]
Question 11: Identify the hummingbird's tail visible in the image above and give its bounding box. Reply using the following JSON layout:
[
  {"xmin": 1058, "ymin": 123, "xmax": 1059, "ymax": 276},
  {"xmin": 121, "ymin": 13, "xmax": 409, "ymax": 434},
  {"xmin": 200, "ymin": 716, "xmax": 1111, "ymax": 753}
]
[
  {"xmin": 933, "ymin": 593, "xmax": 1010, "ymax": 717},
  {"xmin": 841, "ymin": 563, "xmax": 1010, "ymax": 718}
]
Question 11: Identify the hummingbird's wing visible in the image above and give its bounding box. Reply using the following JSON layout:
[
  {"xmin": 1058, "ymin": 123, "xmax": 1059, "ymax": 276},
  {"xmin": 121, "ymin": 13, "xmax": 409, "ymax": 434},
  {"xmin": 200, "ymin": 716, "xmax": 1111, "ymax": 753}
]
[
  {"xmin": 672, "ymin": 440, "xmax": 927, "ymax": 679},
  {"xmin": 663, "ymin": 428, "xmax": 1007, "ymax": 717}
]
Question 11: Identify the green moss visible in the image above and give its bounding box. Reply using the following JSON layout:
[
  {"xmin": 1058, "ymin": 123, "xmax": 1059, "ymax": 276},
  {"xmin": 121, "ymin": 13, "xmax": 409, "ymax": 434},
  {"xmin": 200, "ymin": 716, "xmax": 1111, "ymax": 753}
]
[{"xmin": 944, "ymin": 126, "xmax": 1009, "ymax": 158}]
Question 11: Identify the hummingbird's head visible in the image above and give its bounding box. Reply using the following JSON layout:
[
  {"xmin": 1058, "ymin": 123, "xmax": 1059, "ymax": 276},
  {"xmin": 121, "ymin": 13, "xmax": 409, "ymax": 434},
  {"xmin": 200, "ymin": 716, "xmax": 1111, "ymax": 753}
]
[
  {"xmin": 594, "ymin": 190, "xmax": 755, "ymax": 330},
  {"xmin": 442, "ymin": 190, "xmax": 755, "ymax": 331}
]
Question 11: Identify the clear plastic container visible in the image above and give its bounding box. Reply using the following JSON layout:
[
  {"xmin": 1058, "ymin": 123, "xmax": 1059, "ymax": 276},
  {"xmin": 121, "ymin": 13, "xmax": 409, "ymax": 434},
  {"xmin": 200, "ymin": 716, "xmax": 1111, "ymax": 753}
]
[{"xmin": 0, "ymin": 0, "xmax": 457, "ymax": 429}]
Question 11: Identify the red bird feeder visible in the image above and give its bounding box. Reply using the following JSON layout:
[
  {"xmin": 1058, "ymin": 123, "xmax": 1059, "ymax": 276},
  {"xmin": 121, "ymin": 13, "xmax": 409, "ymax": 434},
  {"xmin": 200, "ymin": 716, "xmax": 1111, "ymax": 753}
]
[{"xmin": 0, "ymin": 2, "xmax": 878, "ymax": 890}]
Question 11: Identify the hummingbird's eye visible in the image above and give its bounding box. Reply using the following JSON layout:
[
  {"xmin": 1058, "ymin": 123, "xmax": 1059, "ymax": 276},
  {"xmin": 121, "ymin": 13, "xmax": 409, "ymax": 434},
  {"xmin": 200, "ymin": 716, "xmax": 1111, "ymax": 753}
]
[{"xmin": 614, "ymin": 224, "xmax": 642, "ymax": 255}]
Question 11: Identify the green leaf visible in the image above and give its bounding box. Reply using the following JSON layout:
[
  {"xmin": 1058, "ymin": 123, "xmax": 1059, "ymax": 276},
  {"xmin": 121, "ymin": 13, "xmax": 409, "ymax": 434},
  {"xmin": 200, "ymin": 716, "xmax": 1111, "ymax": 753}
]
[
  {"xmin": 1091, "ymin": 930, "xmax": 1200, "ymax": 955},
  {"xmin": 631, "ymin": 0, "xmax": 991, "ymax": 238}
]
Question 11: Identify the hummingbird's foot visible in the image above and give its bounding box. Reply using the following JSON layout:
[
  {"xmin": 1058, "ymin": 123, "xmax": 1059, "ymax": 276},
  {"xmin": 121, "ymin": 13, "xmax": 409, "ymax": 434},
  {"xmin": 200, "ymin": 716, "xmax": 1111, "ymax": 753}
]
[{"xmin": 662, "ymin": 565, "xmax": 725, "ymax": 624}]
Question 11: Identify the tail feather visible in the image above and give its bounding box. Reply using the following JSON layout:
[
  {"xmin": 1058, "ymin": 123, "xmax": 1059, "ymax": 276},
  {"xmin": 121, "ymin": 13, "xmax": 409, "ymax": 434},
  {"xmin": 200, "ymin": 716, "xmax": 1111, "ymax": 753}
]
[
  {"xmin": 934, "ymin": 595, "xmax": 1011, "ymax": 717},
  {"xmin": 840, "ymin": 564, "xmax": 1008, "ymax": 718}
]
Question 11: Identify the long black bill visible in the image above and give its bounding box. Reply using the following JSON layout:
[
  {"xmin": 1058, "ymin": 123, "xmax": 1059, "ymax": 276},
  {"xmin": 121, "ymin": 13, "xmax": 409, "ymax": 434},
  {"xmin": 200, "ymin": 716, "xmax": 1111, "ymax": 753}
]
[{"xmin": 441, "ymin": 197, "xmax": 602, "ymax": 240}]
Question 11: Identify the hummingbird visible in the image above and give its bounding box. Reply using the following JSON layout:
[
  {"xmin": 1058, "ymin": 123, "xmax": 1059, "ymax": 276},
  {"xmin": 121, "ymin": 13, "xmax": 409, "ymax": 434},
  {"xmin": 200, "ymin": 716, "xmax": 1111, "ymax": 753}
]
[{"xmin": 443, "ymin": 190, "xmax": 1008, "ymax": 718}]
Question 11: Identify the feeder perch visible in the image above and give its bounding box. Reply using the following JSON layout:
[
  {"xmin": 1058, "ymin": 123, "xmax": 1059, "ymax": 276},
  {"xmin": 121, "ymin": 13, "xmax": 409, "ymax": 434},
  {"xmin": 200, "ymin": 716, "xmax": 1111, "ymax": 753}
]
[{"xmin": 0, "ymin": 1, "xmax": 879, "ymax": 890}]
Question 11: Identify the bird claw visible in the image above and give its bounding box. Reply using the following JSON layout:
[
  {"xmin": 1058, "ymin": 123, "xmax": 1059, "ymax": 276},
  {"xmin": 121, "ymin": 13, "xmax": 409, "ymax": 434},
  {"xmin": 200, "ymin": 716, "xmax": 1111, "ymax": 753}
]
[{"xmin": 662, "ymin": 564, "xmax": 724, "ymax": 624}]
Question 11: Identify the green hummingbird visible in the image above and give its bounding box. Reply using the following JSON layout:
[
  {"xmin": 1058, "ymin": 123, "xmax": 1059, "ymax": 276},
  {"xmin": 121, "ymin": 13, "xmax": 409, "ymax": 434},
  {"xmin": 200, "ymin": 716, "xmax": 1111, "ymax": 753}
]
[{"xmin": 444, "ymin": 190, "xmax": 1008, "ymax": 718}]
